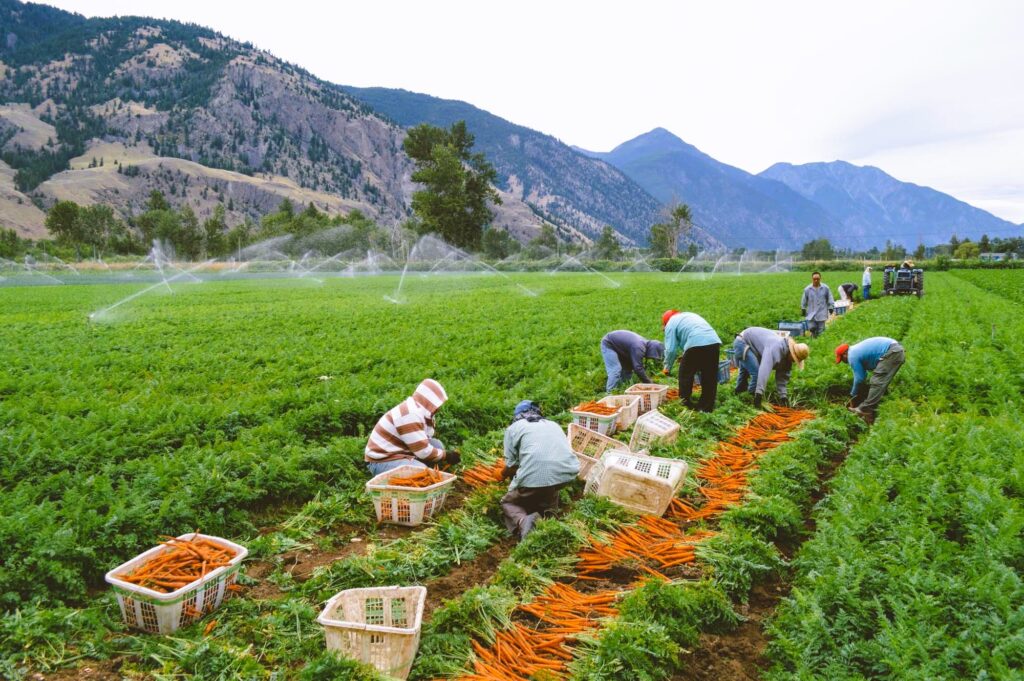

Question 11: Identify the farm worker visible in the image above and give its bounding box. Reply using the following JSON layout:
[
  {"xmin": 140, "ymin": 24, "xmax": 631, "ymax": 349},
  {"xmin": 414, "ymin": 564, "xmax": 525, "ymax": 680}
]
[
  {"xmin": 364, "ymin": 378, "xmax": 461, "ymax": 476},
  {"xmin": 733, "ymin": 327, "xmax": 809, "ymax": 408},
  {"xmin": 500, "ymin": 400, "xmax": 580, "ymax": 541},
  {"xmin": 661, "ymin": 309, "xmax": 722, "ymax": 412},
  {"xmin": 600, "ymin": 330, "xmax": 665, "ymax": 392},
  {"xmin": 835, "ymin": 337, "xmax": 906, "ymax": 425},
  {"xmin": 861, "ymin": 266, "xmax": 872, "ymax": 300},
  {"xmin": 801, "ymin": 271, "xmax": 835, "ymax": 337},
  {"xmin": 838, "ymin": 282, "xmax": 859, "ymax": 302}
]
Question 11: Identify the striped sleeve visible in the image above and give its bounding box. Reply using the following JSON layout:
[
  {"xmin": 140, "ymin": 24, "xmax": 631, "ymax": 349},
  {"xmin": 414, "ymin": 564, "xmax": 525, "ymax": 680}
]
[{"xmin": 365, "ymin": 399, "xmax": 444, "ymax": 462}]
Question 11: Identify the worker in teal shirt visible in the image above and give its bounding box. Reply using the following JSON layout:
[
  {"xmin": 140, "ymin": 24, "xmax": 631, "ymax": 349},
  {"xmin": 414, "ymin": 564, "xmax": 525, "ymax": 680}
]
[
  {"xmin": 835, "ymin": 337, "xmax": 905, "ymax": 425},
  {"xmin": 661, "ymin": 309, "xmax": 722, "ymax": 412}
]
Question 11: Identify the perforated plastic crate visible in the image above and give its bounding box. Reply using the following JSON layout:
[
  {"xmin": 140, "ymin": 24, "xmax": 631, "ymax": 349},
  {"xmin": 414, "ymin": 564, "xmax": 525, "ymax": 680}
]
[
  {"xmin": 105, "ymin": 533, "xmax": 248, "ymax": 634},
  {"xmin": 597, "ymin": 394, "xmax": 642, "ymax": 430},
  {"xmin": 570, "ymin": 403, "xmax": 621, "ymax": 435},
  {"xmin": 692, "ymin": 359, "xmax": 733, "ymax": 387},
  {"xmin": 317, "ymin": 585, "xmax": 426, "ymax": 679},
  {"xmin": 366, "ymin": 465, "xmax": 457, "ymax": 526},
  {"xmin": 625, "ymin": 383, "xmax": 670, "ymax": 414},
  {"xmin": 584, "ymin": 450, "xmax": 688, "ymax": 516},
  {"xmin": 629, "ymin": 409, "xmax": 682, "ymax": 451},
  {"xmin": 778, "ymin": 320, "xmax": 808, "ymax": 336},
  {"xmin": 835, "ymin": 301, "xmax": 850, "ymax": 316}
]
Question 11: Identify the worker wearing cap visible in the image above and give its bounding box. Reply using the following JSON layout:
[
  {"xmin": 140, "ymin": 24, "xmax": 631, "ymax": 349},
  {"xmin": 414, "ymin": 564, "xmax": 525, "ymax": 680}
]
[
  {"xmin": 500, "ymin": 400, "xmax": 580, "ymax": 541},
  {"xmin": 862, "ymin": 266, "xmax": 872, "ymax": 300},
  {"xmin": 733, "ymin": 327, "xmax": 809, "ymax": 408},
  {"xmin": 364, "ymin": 378, "xmax": 461, "ymax": 475},
  {"xmin": 801, "ymin": 271, "xmax": 835, "ymax": 337},
  {"xmin": 835, "ymin": 338, "xmax": 905, "ymax": 425},
  {"xmin": 600, "ymin": 330, "xmax": 665, "ymax": 393},
  {"xmin": 661, "ymin": 309, "xmax": 722, "ymax": 412}
]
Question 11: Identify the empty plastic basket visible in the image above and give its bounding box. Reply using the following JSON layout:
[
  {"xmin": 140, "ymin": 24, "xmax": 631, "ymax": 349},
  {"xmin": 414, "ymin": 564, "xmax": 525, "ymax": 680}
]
[
  {"xmin": 629, "ymin": 409, "xmax": 681, "ymax": 451},
  {"xmin": 597, "ymin": 394, "xmax": 642, "ymax": 430},
  {"xmin": 625, "ymin": 383, "xmax": 670, "ymax": 414},
  {"xmin": 570, "ymin": 402, "xmax": 621, "ymax": 435},
  {"xmin": 585, "ymin": 450, "xmax": 688, "ymax": 516},
  {"xmin": 366, "ymin": 465, "xmax": 457, "ymax": 527},
  {"xmin": 835, "ymin": 302, "xmax": 850, "ymax": 316},
  {"xmin": 778, "ymin": 320, "xmax": 808, "ymax": 336},
  {"xmin": 105, "ymin": 533, "xmax": 248, "ymax": 634},
  {"xmin": 317, "ymin": 585, "xmax": 426, "ymax": 680}
]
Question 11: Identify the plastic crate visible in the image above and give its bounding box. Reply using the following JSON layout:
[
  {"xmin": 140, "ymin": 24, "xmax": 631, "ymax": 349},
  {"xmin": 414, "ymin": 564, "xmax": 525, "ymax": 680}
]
[
  {"xmin": 778, "ymin": 320, "xmax": 808, "ymax": 336},
  {"xmin": 597, "ymin": 394, "xmax": 642, "ymax": 430},
  {"xmin": 584, "ymin": 450, "xmax": 688, "ymax": 516},
  {"xmin": 105, "ymin": 533, "xmax": 248, "ymax": 634},
  {"xmin": 629, "ymin": 409, "xmax": 682, "ymax": 451},
  {"xmin": 570, "ymin": 403, "xmax": 621, "ymax": 435},
  {"xmin": 692, "ymin": 359, "xmax": 732, "ymax": 387},
  {"xmin": 835, "ymin": 301, "xmax": 850, "ymax": 316},
  {"xmin": 725, "ymin": 348, "xmax": 737, "ymax": 368},
  {"xmin": 625, "ymin": 383, "xmax": 670, "ymax": 414},
  {"xmin": 366, "ymin": 465, "xmax": 457, "ymax": 526},
  {"xmin": 317, "ymin": 585, "xmax": 426, "ymax": 680},
  {"xmin": 773, "ymin": 329, "xmax": 791, "ymax": 338}
]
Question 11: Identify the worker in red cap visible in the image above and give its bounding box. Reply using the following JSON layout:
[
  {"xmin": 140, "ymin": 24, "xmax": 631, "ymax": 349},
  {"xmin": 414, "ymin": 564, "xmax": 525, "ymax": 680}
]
[
  {"xmin": 661, "ymin": 309, "xmax": 722, "ymax": 412},
  {"xmin": 835, "ymin": 337, "xmax": 905, "ymax": 425}
]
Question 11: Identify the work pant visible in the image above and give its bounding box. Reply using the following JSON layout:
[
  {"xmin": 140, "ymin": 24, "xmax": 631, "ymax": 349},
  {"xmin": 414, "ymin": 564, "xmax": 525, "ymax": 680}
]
[
  {"xmin": 807, "ymin": 319, "xmax": 826, "ymax": 337},
  {"xmin": 858, "ymin": 343, "xmax": 905, "ymax": 413},
  {"xmin": 679, "ymin": 343, "xmax": 720, "ymax": 412},
  {"xmin": 600, "ymin": 342, "xmax": 629, "ymax": 393},
  {"xmin": 500, "ymin": 483, "xmax": 567, "ymax": 539},
  {"xmin": 365, "ymin": 438, "xmax": 442, "ymax": 476},
  {"xmin": 862, "ymin": 284, "xmax": 871, "ymax": 300},
  {"xmin": 732, "ymin": 337, "xmax": 760, "ymax": 396}
]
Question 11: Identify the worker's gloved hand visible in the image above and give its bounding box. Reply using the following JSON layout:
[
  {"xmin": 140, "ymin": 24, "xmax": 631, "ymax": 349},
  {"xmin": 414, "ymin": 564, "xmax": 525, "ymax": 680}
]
[
  {"xmin": 778, "ymin": 397, "xmax": 789, "ymax": 407},
  {"xmin": 828, "ymin": 308, "xmax": 835, "ymax": 315},
  {"xmin": 501, "ymin": 465, "xmax": 518, "ymax": 480},
  {"xmin": 444, "ymin": 449, "xmax": 462, "ymax": 467},
  {"xmin": 753, "ymin": 393, "xmax": 763, "ymax": 408},
  {"xmin": 661, "ymin": 368, "xmax": 670, "ymax": 376}
]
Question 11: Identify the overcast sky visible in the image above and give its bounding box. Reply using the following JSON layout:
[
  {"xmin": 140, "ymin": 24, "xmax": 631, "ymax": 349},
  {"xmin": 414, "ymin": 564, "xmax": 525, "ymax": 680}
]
[{"xmin": 46, "ymin": 0, "xmax": 1024, "ymax": 224}]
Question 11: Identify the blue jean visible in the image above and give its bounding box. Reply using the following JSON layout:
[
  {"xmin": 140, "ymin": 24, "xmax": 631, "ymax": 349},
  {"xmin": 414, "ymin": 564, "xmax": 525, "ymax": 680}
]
[
  {"xmin": 366, "ymin": 438, "xmax": 442, "ymax": 476},
  {"xmin": 862, "ymin": 284, "xmax": 871, "ymax": 300},
  {"xmin": 807, "ymin": 319, "xmax": 826, "ymax": 337},
  {"xmin": 732, "ymin": 337, "xmax": 760, "ymax": 395},
  {"xmin": 601, "ymin": 343, "xmax": 629, "ymax": 392}
]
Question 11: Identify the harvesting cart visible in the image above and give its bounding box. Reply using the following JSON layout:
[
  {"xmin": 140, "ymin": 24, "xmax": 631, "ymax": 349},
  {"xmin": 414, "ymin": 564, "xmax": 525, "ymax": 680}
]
[{"xmin": 883, "ymin": 265, "xmax": 924, "ymax": 297}]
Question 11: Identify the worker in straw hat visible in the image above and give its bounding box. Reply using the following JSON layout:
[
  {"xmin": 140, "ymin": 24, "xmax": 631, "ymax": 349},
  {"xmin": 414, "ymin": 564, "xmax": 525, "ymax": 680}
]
[
  {"xmin": 660, "ymin": 309, "xmax": 722, "ymax": 412},
  {"xmin": 364, "ymin": 378, "xmax": 461, "ymax": 476},
  {"xmin": 732, "ymin": 327, "xmax": 810, "ymax": 408},
  {"xmin": 835, "ymin": 337, "xmax": 906, "ymax": 425},
  {"xmin": 500, "ymin": 400, "xmax": 580, "ymax": 541}
]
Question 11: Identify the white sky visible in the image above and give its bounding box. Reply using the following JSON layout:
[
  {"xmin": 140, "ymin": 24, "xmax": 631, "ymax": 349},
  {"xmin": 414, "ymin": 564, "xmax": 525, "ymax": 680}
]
[{"xmin": 46, "ymin": 0, "xmax": 1024, "ymax": 225}]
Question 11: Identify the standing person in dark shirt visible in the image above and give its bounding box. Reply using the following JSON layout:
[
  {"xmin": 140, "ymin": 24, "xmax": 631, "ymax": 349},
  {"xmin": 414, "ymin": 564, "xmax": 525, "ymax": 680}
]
[{"xmin": 599, "ymin": 330, "xmax": 664, "ymax": 393}]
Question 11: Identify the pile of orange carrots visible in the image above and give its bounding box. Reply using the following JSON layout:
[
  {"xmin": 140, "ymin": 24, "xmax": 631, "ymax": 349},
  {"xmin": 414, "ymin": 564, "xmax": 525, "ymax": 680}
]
[
  {"xmin": 665, "ymin": 388, "xmax": 679, "ymax": 401},
  {"xmin": 387, "ymin": 468, "xmax": 445, "ymax": 488},
  {"xmin": 573, "ymin": 401, "xmax": 619, "ymax": 416},
  {"xmin": 462, "ymin": 460, "xmax": 507, "ymax": 488},
  {"xmin": 577, "ymin": 516, "xmax": 714, "ymax": 579},
  {"xmin": 116, "ymin": 535, "xmax": 236, "ymax": 593}
]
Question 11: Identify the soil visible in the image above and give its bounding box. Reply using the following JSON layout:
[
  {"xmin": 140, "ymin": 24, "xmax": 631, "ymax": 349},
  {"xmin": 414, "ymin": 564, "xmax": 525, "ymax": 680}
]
[
  {"xmin": 38, "ymin": 658, "xmax": 123, "ymax": 681},
  {"xmin": 422, "ymin": 537, "xmax": 516, "ymax": 620}
]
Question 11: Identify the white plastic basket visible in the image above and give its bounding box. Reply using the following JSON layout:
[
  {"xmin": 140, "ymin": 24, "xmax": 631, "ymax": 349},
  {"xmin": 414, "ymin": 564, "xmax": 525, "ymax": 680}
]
[
  {"xmin": 597, "ymin": 394, "xmax": 642, "ymax": 430},
  {"xmin": 366, "ymin": 465, "xmax": 457, "ymax": 527},
  {"xmin": 625, "ymin": 383, "xmax": 670, "ymax": 414},
  {"xmin": 629, "ymin": 409, "xmax": 682, "ymax": 451},
  {"xmin": 104, "ymin": 533, "xmax": 248, "ymax": 634},
  {"xmin": 570, "ymin": 403, "xmax": 621, "ymax": 435},
  {"xmin": 567, "ymin": 423, "xmax": 633, "ymax": 459},
  {"xmin": 585, "ymin": 450, "xmax": 688, "ymax": 516},
  {"xmin": 317, "ymin": 585, "xmax": 426, "ymax": 680}
]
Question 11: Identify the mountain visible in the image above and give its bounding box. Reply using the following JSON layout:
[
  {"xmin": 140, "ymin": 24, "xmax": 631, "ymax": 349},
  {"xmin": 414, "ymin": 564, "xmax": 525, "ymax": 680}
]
[
  {"xmin": 759, "ymin": 161, "xmax": 1020, "ymax": 248},
  {"xmin": 0, "ymin": 0, "xmax": 581, "ymax": 244},
  {"xmin": 578, "ymin": 128, "xmax": 843, "ymax": 250},
  {"xmin": 339, "ymin": 88, "xmax": 721, "ymax": 247}
]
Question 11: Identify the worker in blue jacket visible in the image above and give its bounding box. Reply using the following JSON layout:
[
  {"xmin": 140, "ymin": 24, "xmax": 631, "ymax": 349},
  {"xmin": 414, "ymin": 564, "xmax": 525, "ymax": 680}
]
[
  {"xmin": 835, "ymin": 337, "xmax": 905, "ymax": 424},
  {"xmin": 661, "ymin": 309, "xmax": 722, "ymax": 412}
]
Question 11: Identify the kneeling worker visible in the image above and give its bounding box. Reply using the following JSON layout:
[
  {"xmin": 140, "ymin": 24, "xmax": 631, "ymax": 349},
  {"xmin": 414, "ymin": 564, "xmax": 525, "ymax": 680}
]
[
  {"xmin": 600, "ymin": 330, "xmax": 664, "ymax": 392},
  {"xmin": 835, "ymin": 337, "xmax": 906, "ymax": 425},
  {"xmin": 501, "ymin": 400, "xmax": 580, "ymax": 541},
  {"xmin": 364, "ymin": 378, "xmax": 460, "ymax": 475},
  {"xmin": 733, "ymin": 327, "xmax": 809, "ymax": 407}
]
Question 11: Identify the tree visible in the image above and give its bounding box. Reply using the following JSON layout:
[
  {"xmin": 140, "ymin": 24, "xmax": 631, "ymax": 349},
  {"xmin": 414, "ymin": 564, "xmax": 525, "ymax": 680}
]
[
  {"xmin": 954, "ymin": 240, "xmax": 980, "ymax": 259},
  {"xmin": 648, "ymin": 203, "xmax": 692, "ymax": 258},
  {"xmin": 403, "ymin": 121, "xmax": 501, "ymax": 251},
  {"xmin": 45, "ymin": 200, "xmax": 82, "ymax": 254},
  {"xmin": 800, "ymin": 238, "xmax": 835, "ymax": 261},
  {"xmin": 592, "ymin": 225, "xmax": 624, "ymax": 261},
  {"xmin": 481, "ymin": 227, "xmax": 520, "ymax": 260},
  {"xmin": 881, "ymin": 240, "xmax": 906, "ymax": 261},
  {"xmin": 913, "ymin": 242, "xmax": 926, "ymax": 261},
  {"xmin": 203, "ymin": 205, "xmax": 227, "ymax": 257},
  {"xmin": 0, "ymin": 228, "xmax": 22, "ymax": 258},
  {"xmin": 78, "ymin": 204, "xmax": 128, "ymax": 255},
  {"xmin": 979, "ymin": 234, "xmax": 991, "ymax": 253},
  {"xmin": 949, "ymin": 233, "xmax": 961, "ymax": 252}
]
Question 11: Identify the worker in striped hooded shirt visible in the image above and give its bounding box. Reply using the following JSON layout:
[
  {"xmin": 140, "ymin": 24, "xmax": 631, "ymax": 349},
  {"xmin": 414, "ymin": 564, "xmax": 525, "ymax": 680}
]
[{"xmin": 364, "ymin": 378, "xmax": 461, "ymax": 476}]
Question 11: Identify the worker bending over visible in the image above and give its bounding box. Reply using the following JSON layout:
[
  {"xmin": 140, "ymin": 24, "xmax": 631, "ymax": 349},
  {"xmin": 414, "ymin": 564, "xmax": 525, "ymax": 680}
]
[
  {"xmin": 500, "ymin": 400, "xmax": 580, "ymax": 541},
  {"xmin": 600, "ymin": 330, "xmax": 664, "ymax": 392},
  {"xmin": 661, "ymin": 309, "xmax": 722, "ymax": 412},
  {"xmin": 364, "ymin": 378, "xmax": 460, "ymax": 475},
  {"xmin": 733, "ymin": 327, "xmax": 809, "ymax": 408},
  {"xmin": 835, "ymin": 337, "xmax": 906, "ymax": 425}
]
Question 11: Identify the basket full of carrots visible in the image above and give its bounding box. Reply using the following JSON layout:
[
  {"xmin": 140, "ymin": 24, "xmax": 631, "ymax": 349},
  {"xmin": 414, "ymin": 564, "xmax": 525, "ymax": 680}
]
[
  {"xmin": 366, "ymin": 464, "xmax": 457, "ymax": 527},
  {"xmin": 104, "ymin": 533, "xmax": 248, "ymax": 634},
  {"xmin": 570, "ymin": 400, "xmax": 622, "ymax": 435}
]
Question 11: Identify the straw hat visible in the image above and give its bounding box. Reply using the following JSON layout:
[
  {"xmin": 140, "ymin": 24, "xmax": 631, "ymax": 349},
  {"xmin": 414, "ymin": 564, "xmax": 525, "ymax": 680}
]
[{"xmin": 787, "ymin": 337, "xmax": 809, "ymax": 370}]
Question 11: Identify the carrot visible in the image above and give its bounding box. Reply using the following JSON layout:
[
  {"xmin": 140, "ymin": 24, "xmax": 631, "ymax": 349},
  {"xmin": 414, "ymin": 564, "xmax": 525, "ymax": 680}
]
[{"xmin": 115, "ymin": 535, "xmax": 237, "ymax": 594}]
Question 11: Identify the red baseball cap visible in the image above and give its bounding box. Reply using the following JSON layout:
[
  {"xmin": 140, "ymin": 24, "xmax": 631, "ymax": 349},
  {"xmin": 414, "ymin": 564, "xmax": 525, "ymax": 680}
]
[
  {"xmin": 661, "ymin": 309, "xmax": 679, "ymax": 327},
  {"xmin": 835, "ymin": 343, "xmax": 849, "ymax": 363}
]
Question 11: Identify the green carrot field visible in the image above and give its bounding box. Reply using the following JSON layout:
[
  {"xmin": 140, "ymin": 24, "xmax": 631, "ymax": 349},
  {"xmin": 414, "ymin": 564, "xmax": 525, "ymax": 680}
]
[{"xmin": 2, "ymin": 270, "xmax": 1022, "ymax": 680}]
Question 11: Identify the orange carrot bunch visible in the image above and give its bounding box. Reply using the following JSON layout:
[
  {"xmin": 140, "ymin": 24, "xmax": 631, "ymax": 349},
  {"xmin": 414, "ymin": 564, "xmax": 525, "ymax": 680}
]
[
  {"xmin": 574, "ymin": 401, "xmax": 619, "ymax": 416},
  {"xmin": 116, "ymin": 535, "xmax": 236, "ymax": 593},
  {"xmin": 462, "ymin": 460, "xmax": 507, "ymax": 488},
  {"xmin": 388, "ymin": 468, "xmax": 444, "ymax": 488}
]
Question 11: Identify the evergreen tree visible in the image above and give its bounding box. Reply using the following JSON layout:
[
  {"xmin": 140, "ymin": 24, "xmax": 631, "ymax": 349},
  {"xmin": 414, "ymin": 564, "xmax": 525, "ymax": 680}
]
[{"xmin": 593, "ymin": 225, "xmax": 624, "ymax": 261}]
